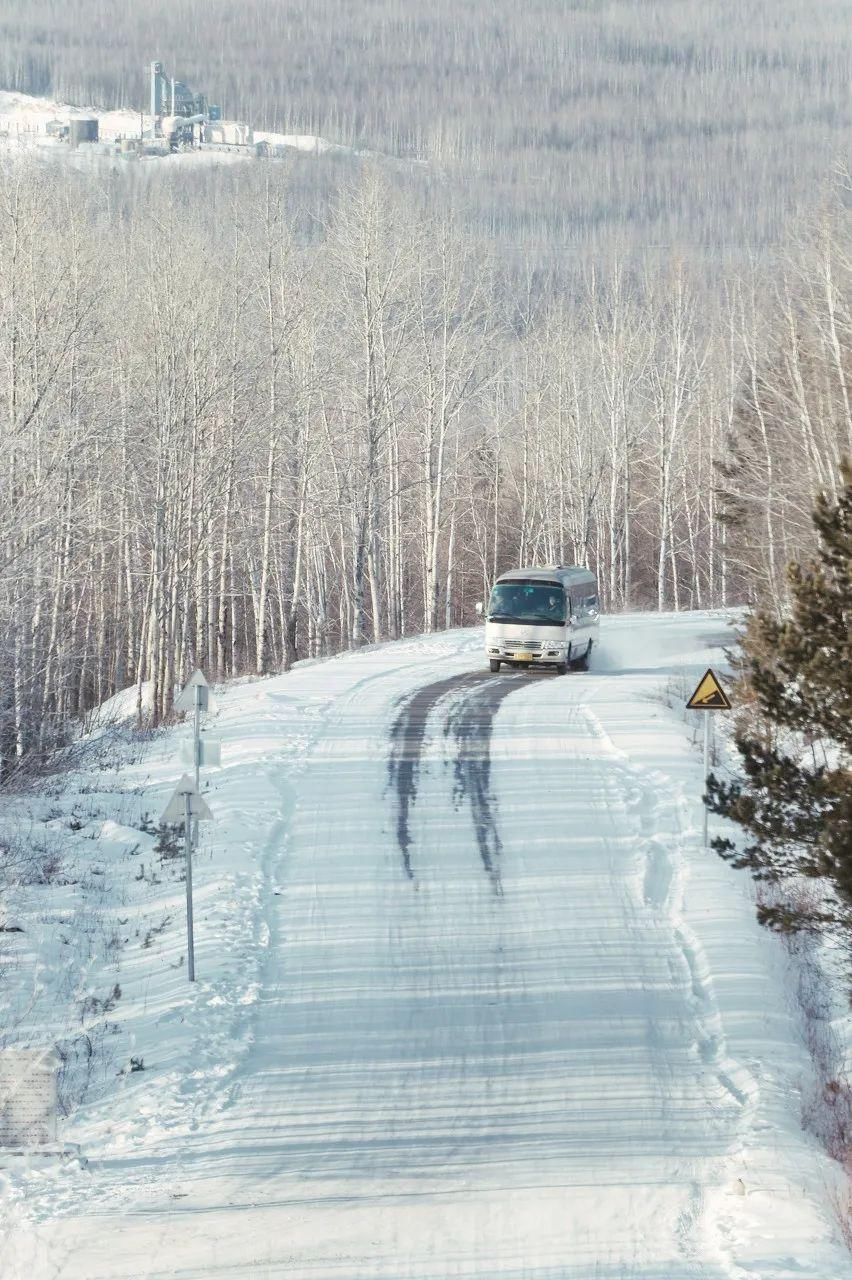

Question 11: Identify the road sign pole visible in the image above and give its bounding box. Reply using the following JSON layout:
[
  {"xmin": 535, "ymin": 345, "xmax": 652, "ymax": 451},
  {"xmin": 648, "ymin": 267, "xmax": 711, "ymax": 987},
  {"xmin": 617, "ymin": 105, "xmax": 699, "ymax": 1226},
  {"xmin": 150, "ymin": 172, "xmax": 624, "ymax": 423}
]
[
  {"xmin": 703, "ymin": 714, "xmax": 711, "ymax": 848},
  {"xmin": 193, "ymin": 685, "xmax": 202, "ymax": 793},
  {"xmin": 685, "ymin": 667, "xmax": 730, "ymax": 852},
  {"xmin": 193, "ymin": 684, "xmax": 202, "ymax": 848},
  {"xmin": 162, "ymin": 773, "xmax": 212, "ymax": 983},
  {"xmin": 184, "ymin": 789, "xmax": 196, "ymax": 982}
]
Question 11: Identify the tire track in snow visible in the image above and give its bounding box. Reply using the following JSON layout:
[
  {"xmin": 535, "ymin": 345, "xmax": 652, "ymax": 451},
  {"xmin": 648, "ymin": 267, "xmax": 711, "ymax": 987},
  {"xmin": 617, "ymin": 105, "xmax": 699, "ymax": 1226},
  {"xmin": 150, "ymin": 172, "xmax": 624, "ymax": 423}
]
[
  {"xmin": 387, "ymin": 673, "xmax": 485, "ymax": 880},
  {"xmin": 444, "ymin": 675, "xmax": 542, "ymax": 892},
  {"xmin": 576, "ymin": 698, "xmax": 760, "ymax": 1279},
  {"xmin": 584, "ymin": 702, "xmax": 759, "ymax": 1115},
  {"xmin": 388, "ymin": 671, "xmax": 545, "ymax": 886}
]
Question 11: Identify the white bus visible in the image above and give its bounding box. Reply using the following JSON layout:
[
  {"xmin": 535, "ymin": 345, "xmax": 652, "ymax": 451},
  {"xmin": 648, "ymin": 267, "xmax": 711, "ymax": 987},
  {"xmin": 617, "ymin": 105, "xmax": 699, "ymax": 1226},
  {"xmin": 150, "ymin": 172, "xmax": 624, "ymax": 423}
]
[{"xmin": 478, "ymin": 566, "xmax": 599, "ymax": 674}]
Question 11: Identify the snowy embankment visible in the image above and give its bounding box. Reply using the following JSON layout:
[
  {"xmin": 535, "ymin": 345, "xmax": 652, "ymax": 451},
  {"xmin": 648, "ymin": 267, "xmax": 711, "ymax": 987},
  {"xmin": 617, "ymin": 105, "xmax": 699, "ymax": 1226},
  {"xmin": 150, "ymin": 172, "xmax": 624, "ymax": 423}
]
[{"xmin": 1, "ymin": 613, "xmax": 848, "ymax": 1278}]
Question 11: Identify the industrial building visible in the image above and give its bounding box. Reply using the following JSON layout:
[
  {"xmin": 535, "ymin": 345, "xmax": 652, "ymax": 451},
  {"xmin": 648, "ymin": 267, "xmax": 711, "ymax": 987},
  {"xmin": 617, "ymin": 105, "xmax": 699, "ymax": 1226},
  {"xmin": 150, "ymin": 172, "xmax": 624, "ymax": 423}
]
[
  {"xmin": 149, "ymin": 60, "xmax": 257, "ymax": 154},
  {"xmin": 0, "ymin": 61, "xmax": 299, "ymax": 164}
]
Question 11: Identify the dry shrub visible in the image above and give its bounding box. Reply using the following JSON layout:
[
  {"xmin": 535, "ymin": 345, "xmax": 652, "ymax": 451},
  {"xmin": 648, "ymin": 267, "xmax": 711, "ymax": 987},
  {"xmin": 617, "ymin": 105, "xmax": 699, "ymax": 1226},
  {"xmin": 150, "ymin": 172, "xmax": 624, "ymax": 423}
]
[
  {"xmin": 828, "ymin": 1170, "xmax": 852, "ymax": 1253},
  {"xmin": 756, "ymin": 877, "xmax": 852, "ymax": 1251}
]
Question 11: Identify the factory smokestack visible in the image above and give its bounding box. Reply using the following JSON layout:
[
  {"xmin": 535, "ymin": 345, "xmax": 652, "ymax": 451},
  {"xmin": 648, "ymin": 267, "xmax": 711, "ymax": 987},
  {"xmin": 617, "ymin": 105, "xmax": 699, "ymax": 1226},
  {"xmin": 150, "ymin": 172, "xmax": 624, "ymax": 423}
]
[{"xmin": 150, "ymin": 61, "xmax": 166, "ymax": 132}]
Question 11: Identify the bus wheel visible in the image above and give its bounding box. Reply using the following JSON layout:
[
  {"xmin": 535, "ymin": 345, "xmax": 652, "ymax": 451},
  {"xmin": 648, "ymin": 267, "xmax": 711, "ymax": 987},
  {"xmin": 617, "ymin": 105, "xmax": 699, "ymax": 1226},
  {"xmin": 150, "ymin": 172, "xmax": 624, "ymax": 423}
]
[
  {"xmin": 489, "ymin": 659, "xmax": 502, "ymax": 673},
  {"xmin": 572, "ymin": 642, "xmax": 592, "ymax": 672}
]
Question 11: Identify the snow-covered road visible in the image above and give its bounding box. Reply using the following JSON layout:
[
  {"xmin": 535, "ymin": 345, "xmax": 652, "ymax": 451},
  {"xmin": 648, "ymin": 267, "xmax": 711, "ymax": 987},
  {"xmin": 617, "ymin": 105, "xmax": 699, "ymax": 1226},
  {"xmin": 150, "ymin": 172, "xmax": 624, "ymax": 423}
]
[{"xmin": 5, "ymin": 615, "xmax": 848, "ymax": 1278}]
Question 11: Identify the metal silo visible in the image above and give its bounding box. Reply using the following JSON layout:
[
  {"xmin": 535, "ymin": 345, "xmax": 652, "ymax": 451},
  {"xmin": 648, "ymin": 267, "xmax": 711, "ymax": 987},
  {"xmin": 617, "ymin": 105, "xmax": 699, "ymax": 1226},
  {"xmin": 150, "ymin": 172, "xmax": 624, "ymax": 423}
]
[{"xmin": 150, "ymin": 61, "xmax": 167, "ymax": 124}]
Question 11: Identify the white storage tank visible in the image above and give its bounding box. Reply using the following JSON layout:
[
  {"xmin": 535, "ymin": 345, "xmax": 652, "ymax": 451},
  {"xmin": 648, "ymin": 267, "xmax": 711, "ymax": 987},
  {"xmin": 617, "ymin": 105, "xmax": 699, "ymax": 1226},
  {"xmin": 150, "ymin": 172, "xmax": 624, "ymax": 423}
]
[{"xmin": 204, "ymin": 120, "xmax": 253, "ymax": 147}]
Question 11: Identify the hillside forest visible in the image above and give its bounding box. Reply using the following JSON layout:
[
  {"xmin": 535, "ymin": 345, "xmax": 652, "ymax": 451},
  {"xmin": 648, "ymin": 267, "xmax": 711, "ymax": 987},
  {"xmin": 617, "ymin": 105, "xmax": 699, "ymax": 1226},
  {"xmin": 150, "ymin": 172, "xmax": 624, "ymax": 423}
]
[
  {"xmin": 1, "ymin": 0, "xmax": 851, "ymax": 255},
  {"xmin": 0, "ymin": 0, "xmax": 851, "ymax": 772},
  {"xmin": 0, "ymin": 154, "xmax": 850, "ymax": 774}
]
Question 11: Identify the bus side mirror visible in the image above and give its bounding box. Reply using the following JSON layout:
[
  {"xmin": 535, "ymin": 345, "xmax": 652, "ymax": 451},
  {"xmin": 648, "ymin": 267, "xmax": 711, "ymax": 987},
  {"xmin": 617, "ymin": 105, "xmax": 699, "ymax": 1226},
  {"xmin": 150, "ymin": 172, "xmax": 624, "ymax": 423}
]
[{"xmin": 475, "ymin": 601, "xmax": 483, "ymax": 617}]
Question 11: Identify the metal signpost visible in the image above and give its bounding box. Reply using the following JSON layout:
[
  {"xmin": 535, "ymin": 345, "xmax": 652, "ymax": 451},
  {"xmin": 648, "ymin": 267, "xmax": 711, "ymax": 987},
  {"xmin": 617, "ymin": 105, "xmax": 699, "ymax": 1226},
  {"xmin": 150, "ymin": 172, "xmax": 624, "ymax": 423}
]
[
  {"xmin": 686, "ymin": 668, "xmax": 732, "ymax": 848},
  {"xmin": 175, "ymin": 670, "xmax": 218, "ymax": 783},
  {"xmin": 161, "ymin": 774, "xmax": 213, "ymax": 981},
  {"xmin": 174, "ymin": 670, "xmax": 218, "ymax": 847},
  {"xmin": 165, "ymin": 669, "xmax": 219, "ymax": 982}
]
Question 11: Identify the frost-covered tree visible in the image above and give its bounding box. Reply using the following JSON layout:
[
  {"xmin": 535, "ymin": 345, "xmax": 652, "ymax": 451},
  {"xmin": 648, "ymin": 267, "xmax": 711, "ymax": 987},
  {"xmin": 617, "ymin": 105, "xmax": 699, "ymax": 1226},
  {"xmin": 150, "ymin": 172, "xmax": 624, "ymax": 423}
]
[{"xmin": 707, "ymin": 460, "xmax": 852, "ymax": 933}]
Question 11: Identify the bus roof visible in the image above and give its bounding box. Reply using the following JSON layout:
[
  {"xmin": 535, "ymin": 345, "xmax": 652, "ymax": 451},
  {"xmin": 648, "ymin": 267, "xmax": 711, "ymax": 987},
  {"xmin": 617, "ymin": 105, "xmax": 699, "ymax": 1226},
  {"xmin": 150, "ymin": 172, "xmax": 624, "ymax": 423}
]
[{"xmin": 495, "ymin": 566, "xmax": 597, "ymax": 588}]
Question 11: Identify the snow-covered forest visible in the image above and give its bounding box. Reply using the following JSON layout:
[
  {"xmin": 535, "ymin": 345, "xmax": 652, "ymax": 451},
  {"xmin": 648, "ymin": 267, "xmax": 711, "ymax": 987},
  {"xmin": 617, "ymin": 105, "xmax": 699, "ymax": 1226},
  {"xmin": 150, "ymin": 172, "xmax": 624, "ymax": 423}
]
[
  {"xmin": 1, "ymin": 0, "xmax": 851, "ymax": 251},
  {"xmin": 1, "ymin": 154, "xmax": 851, "ymax": 771},
  {"xmin": 0, "ymin": 0, "xmax": 851, "ymax": 772}
]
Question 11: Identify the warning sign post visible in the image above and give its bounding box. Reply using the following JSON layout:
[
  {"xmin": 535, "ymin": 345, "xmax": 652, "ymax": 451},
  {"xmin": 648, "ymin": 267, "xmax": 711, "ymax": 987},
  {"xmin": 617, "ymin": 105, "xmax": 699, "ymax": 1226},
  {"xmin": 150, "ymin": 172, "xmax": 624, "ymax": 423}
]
[
  {"xmin": 161, "ymin": 774, "xmax": 213, "ymax": 982},
  {"xmin": 686, "ymin": 669, "xmax": 732, "ymax": 711},
  {"xmin": 685, "ymin": 668, "xmax": 731, "ymax": 847}
]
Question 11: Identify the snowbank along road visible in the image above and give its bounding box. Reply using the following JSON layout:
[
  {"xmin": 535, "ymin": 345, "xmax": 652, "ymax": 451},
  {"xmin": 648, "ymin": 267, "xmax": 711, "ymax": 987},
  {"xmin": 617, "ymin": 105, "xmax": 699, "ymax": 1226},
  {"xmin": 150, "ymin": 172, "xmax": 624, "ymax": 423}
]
[{"xmin": 3, "ymin": 613, "xmax": 848, "ymax": 1278}]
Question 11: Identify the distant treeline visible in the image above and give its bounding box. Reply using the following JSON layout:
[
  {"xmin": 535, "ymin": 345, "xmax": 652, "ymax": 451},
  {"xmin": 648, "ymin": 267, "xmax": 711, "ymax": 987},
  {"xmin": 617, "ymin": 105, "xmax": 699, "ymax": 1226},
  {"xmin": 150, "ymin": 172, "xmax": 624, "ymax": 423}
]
[
  {"xmin": 0, "ymin": 156, "xmax": 849, "ymax": 775},
  {"xmin": 0, "ymin": 0, "xmax": 851, "ymax": 255}
]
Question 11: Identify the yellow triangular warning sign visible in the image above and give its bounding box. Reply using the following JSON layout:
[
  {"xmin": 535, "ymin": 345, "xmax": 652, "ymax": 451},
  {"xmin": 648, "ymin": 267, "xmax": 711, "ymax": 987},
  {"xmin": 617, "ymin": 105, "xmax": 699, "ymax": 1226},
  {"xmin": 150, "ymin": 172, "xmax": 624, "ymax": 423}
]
[{"xmin": 686, "ymin": 668, "xmax": 731, "ymax": 711}]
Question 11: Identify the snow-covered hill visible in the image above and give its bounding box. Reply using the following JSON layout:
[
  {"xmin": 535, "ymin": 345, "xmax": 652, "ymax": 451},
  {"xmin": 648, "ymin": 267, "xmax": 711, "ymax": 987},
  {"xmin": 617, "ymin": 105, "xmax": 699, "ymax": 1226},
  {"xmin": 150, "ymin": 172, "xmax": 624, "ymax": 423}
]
[{"xmin": 2, "ymin": 614, "xmax": 848, "ymax": 1277}]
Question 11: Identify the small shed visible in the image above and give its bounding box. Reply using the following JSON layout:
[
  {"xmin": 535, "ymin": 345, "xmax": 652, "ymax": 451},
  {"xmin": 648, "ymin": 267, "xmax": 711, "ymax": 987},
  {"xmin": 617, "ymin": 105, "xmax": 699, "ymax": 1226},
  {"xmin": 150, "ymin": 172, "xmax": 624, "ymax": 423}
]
[{"xmin": 68, "ymin": 118, "xmax": 99, "ymax": 147}]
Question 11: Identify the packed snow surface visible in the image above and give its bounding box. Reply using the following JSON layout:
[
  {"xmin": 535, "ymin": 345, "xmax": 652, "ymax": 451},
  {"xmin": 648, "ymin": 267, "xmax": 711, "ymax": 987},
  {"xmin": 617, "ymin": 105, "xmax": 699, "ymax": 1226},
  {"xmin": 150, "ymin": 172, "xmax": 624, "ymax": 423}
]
[{"xmin": 2, "ymin": 613, "xmax": 847, "ymax": 1278}]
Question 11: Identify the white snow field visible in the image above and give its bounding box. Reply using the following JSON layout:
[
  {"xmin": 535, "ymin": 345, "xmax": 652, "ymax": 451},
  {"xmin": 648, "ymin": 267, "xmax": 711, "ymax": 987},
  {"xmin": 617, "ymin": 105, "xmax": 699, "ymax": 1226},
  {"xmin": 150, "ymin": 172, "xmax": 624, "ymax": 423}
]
[{"xmin": 3, "ymin": 613, "xmax": 849, "ymax": 1279}]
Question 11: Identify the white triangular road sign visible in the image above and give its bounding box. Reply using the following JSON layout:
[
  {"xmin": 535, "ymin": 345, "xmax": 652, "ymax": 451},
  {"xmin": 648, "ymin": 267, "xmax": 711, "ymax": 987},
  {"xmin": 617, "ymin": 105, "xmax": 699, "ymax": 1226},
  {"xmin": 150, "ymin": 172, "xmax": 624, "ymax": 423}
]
[
  {"xmin": 160, "ymin": 774, "xmax": 214, "ymax": 823},
  {"xmin": 174, "ymin": 670, "xmax": 217, "ymax": 714}
]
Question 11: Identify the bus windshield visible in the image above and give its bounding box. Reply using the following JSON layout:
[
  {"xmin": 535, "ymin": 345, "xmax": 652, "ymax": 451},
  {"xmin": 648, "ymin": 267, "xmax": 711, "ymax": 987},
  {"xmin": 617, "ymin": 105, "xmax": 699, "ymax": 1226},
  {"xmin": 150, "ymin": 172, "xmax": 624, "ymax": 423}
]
[{"xmin": 487, "ymin": 581, "xmax": 566, "ymax": 625}]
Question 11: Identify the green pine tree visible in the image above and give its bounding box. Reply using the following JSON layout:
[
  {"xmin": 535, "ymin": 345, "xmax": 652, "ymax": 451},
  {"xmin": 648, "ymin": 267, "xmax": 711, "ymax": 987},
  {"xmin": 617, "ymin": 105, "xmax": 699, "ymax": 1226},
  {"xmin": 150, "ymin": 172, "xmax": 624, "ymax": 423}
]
[{"xmin": 706, "ymin": 458, "xmax": 852, "ymax": 933}]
